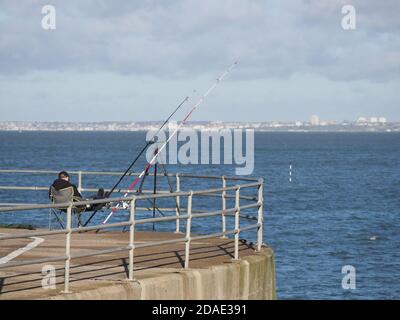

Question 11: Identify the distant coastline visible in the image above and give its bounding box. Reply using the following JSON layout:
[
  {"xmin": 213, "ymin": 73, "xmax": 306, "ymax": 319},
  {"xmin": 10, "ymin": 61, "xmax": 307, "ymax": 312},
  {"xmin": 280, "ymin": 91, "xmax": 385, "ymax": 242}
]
[{"xmin": 0, "ymin": 121, "xmax": 399, "ymax": 132}]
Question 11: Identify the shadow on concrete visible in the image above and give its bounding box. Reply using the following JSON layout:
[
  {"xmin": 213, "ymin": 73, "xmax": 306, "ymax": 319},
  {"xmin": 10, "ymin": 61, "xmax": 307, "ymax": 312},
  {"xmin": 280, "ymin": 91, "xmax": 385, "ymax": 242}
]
[{"xmin": 0, "ymin": 240, "xmax": 254, "ymax": 297}]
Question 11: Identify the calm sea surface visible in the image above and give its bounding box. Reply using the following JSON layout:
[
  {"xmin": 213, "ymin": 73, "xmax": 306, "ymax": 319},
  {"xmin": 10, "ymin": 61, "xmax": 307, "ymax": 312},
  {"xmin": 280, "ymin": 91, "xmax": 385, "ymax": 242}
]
[{"xmin": 0, "ymin": 131, "xmax": 399, "ymax": 299}]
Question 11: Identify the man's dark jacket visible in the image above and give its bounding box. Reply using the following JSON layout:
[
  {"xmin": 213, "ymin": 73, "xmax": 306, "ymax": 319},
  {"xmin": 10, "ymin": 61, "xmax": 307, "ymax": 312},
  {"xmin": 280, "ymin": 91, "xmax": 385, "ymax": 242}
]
[{"xmin": 49, "ymin": 179, "xmax": 82, "ymax": 199}]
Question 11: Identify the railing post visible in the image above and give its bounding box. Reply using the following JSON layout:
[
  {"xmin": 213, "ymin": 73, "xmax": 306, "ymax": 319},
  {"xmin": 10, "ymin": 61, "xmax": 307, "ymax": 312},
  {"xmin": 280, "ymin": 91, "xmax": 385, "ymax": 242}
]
[
  {"xmin": 221, "ymin": 176, "xmax": 227, "ymax": 239},
  {"xmin": 77, "ymin": 171, "xmax": 82, "ymax": 193},
  {"xmin": 63, "ymin": 205, "xmax": 72, "ymax": 293},
  {"xmin": 234, "ymin": 186, "xmax": 240, "ymax": 261},
  {"xmin": 128, "ymin": 198, "xmax": 136, "ymax": 281},
  {"xmin": 257, "ymin": 179, "xmax": 264, "ymax": 252},
  {"xmin": 175, "ymin": 173, "xmax": 181, "ymax": 233},
  {"xmin": 48, "ymin": 209, "xmax": 51, "ymax": 231},
  {"xmin": 184, "ymin": 191, "xmax": 193, "ymax": 269}
]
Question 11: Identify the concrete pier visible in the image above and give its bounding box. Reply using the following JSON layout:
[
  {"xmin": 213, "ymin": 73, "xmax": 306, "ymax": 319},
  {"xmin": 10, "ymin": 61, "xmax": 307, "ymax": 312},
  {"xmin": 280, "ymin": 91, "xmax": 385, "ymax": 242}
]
[{"xmin": 0, "ymin": 228, "xmax": 275, "ymax": 300}]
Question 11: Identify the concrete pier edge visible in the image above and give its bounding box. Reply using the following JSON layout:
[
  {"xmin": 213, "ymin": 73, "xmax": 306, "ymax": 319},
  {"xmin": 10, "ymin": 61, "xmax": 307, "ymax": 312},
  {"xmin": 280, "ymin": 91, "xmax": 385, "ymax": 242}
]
[{"xmin": 44, "ymin": 247, "xmax": 275, "ymax": 300}]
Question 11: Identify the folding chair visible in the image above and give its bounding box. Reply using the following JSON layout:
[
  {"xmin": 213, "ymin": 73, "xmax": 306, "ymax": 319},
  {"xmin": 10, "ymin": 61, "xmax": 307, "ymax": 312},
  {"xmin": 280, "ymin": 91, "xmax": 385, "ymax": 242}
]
[{"xmin": 49, "ymin": 186, "xmax": 85, "ymax": 230}]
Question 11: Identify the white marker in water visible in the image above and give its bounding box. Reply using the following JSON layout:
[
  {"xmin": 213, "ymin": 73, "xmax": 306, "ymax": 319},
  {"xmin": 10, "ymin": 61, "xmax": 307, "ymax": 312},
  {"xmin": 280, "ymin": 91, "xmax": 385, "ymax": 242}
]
[{"xmin": 289, "ymin": 164, "xmax": 292, "ymax": 182}]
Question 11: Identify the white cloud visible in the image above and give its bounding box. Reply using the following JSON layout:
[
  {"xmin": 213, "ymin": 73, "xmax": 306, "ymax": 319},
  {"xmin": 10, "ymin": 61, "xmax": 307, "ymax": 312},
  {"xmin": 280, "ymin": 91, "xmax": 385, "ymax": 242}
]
[
  {"xmin": 0, "ymin": 0, "xmax": 399, "ymax": 121},
  {"xmin": 0, "ymin": 0, "xmax": 398, "ymax": 81}
]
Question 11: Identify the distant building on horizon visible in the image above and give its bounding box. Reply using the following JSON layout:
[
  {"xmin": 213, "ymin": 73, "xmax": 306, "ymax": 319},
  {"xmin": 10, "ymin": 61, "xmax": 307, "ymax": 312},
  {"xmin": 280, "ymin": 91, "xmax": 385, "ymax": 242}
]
[
  {"xmin": 310, "ymin": 115, "xmax": 320, "ymax": 126},
  {"xmin": 357, "ymin": 116, "xmax": 387, "ymax": 125},
  {"xmin": 295, "ymin": 121, "xmax": 303, "ymax": 127}
]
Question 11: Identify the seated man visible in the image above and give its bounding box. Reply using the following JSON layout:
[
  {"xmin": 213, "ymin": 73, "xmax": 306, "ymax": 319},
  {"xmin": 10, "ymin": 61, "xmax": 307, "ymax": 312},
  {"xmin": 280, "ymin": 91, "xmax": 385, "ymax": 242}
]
[
  {"xmin": 49, "ymin": 171, "xmax": 106, "ymax": 211},
  {"xmin": 49, "ymin": 171, "xmax": 82, "ymax": 200}
]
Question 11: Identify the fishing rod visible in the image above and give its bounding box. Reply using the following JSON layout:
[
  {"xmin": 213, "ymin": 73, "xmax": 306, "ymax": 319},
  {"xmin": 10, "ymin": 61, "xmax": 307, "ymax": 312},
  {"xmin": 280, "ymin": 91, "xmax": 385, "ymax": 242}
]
[
  {"xmin": 100, "ymin": 61, "xmax": 238, "ymax": 225},
  {"xmin": 83, "ymin": 96, "xmax": 190, "ymax": 227}
]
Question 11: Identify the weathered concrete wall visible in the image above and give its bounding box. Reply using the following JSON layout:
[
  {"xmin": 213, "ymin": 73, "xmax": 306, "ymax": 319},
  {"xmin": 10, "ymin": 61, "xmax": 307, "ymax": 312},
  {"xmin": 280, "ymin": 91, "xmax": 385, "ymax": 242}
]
[{"xmin": 48, "ymin": 247, "xmax": 275, "ymax": 300}]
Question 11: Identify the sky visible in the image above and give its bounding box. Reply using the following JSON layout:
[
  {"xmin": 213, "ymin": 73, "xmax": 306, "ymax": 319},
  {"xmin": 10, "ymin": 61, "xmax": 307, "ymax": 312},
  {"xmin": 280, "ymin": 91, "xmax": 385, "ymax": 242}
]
[{"xmin": 0, "ymin": 0, "xmax": 399, "ymax": 122}]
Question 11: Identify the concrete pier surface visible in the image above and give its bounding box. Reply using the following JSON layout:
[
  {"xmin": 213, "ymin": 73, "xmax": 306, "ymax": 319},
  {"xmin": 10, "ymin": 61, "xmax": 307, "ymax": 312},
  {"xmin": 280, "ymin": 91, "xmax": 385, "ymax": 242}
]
[{"xmin": 0, "ymin": 228, "xmax": 275, "ymax": 300}]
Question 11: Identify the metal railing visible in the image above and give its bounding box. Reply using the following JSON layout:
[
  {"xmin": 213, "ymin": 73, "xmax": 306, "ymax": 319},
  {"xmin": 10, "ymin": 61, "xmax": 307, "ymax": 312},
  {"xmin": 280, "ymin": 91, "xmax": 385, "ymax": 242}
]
[{"xmin": 0, "ymin": 169, "xmax": 264, "ymax": 294}]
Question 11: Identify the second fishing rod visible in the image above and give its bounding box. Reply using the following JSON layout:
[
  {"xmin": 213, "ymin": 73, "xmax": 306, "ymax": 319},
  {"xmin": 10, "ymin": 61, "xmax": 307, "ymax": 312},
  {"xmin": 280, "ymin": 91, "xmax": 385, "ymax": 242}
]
[{"xmin": 83, "ymin": 95, "xmax": 190, "ymax": 227}]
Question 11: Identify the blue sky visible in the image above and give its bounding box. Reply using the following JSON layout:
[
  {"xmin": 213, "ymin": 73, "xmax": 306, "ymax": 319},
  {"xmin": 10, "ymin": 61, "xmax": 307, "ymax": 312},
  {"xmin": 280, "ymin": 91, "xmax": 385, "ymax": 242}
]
[{"xmin": 0, "ymin": 0, "xmax": 399, "ymax": 122}]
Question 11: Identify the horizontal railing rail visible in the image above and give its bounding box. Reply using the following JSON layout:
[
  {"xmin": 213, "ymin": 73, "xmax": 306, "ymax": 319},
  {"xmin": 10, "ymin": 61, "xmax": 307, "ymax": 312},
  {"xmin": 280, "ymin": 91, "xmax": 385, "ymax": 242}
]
[{"xmin": 0, "ymin": 169, "xmax": 259, "ymax": 181}]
